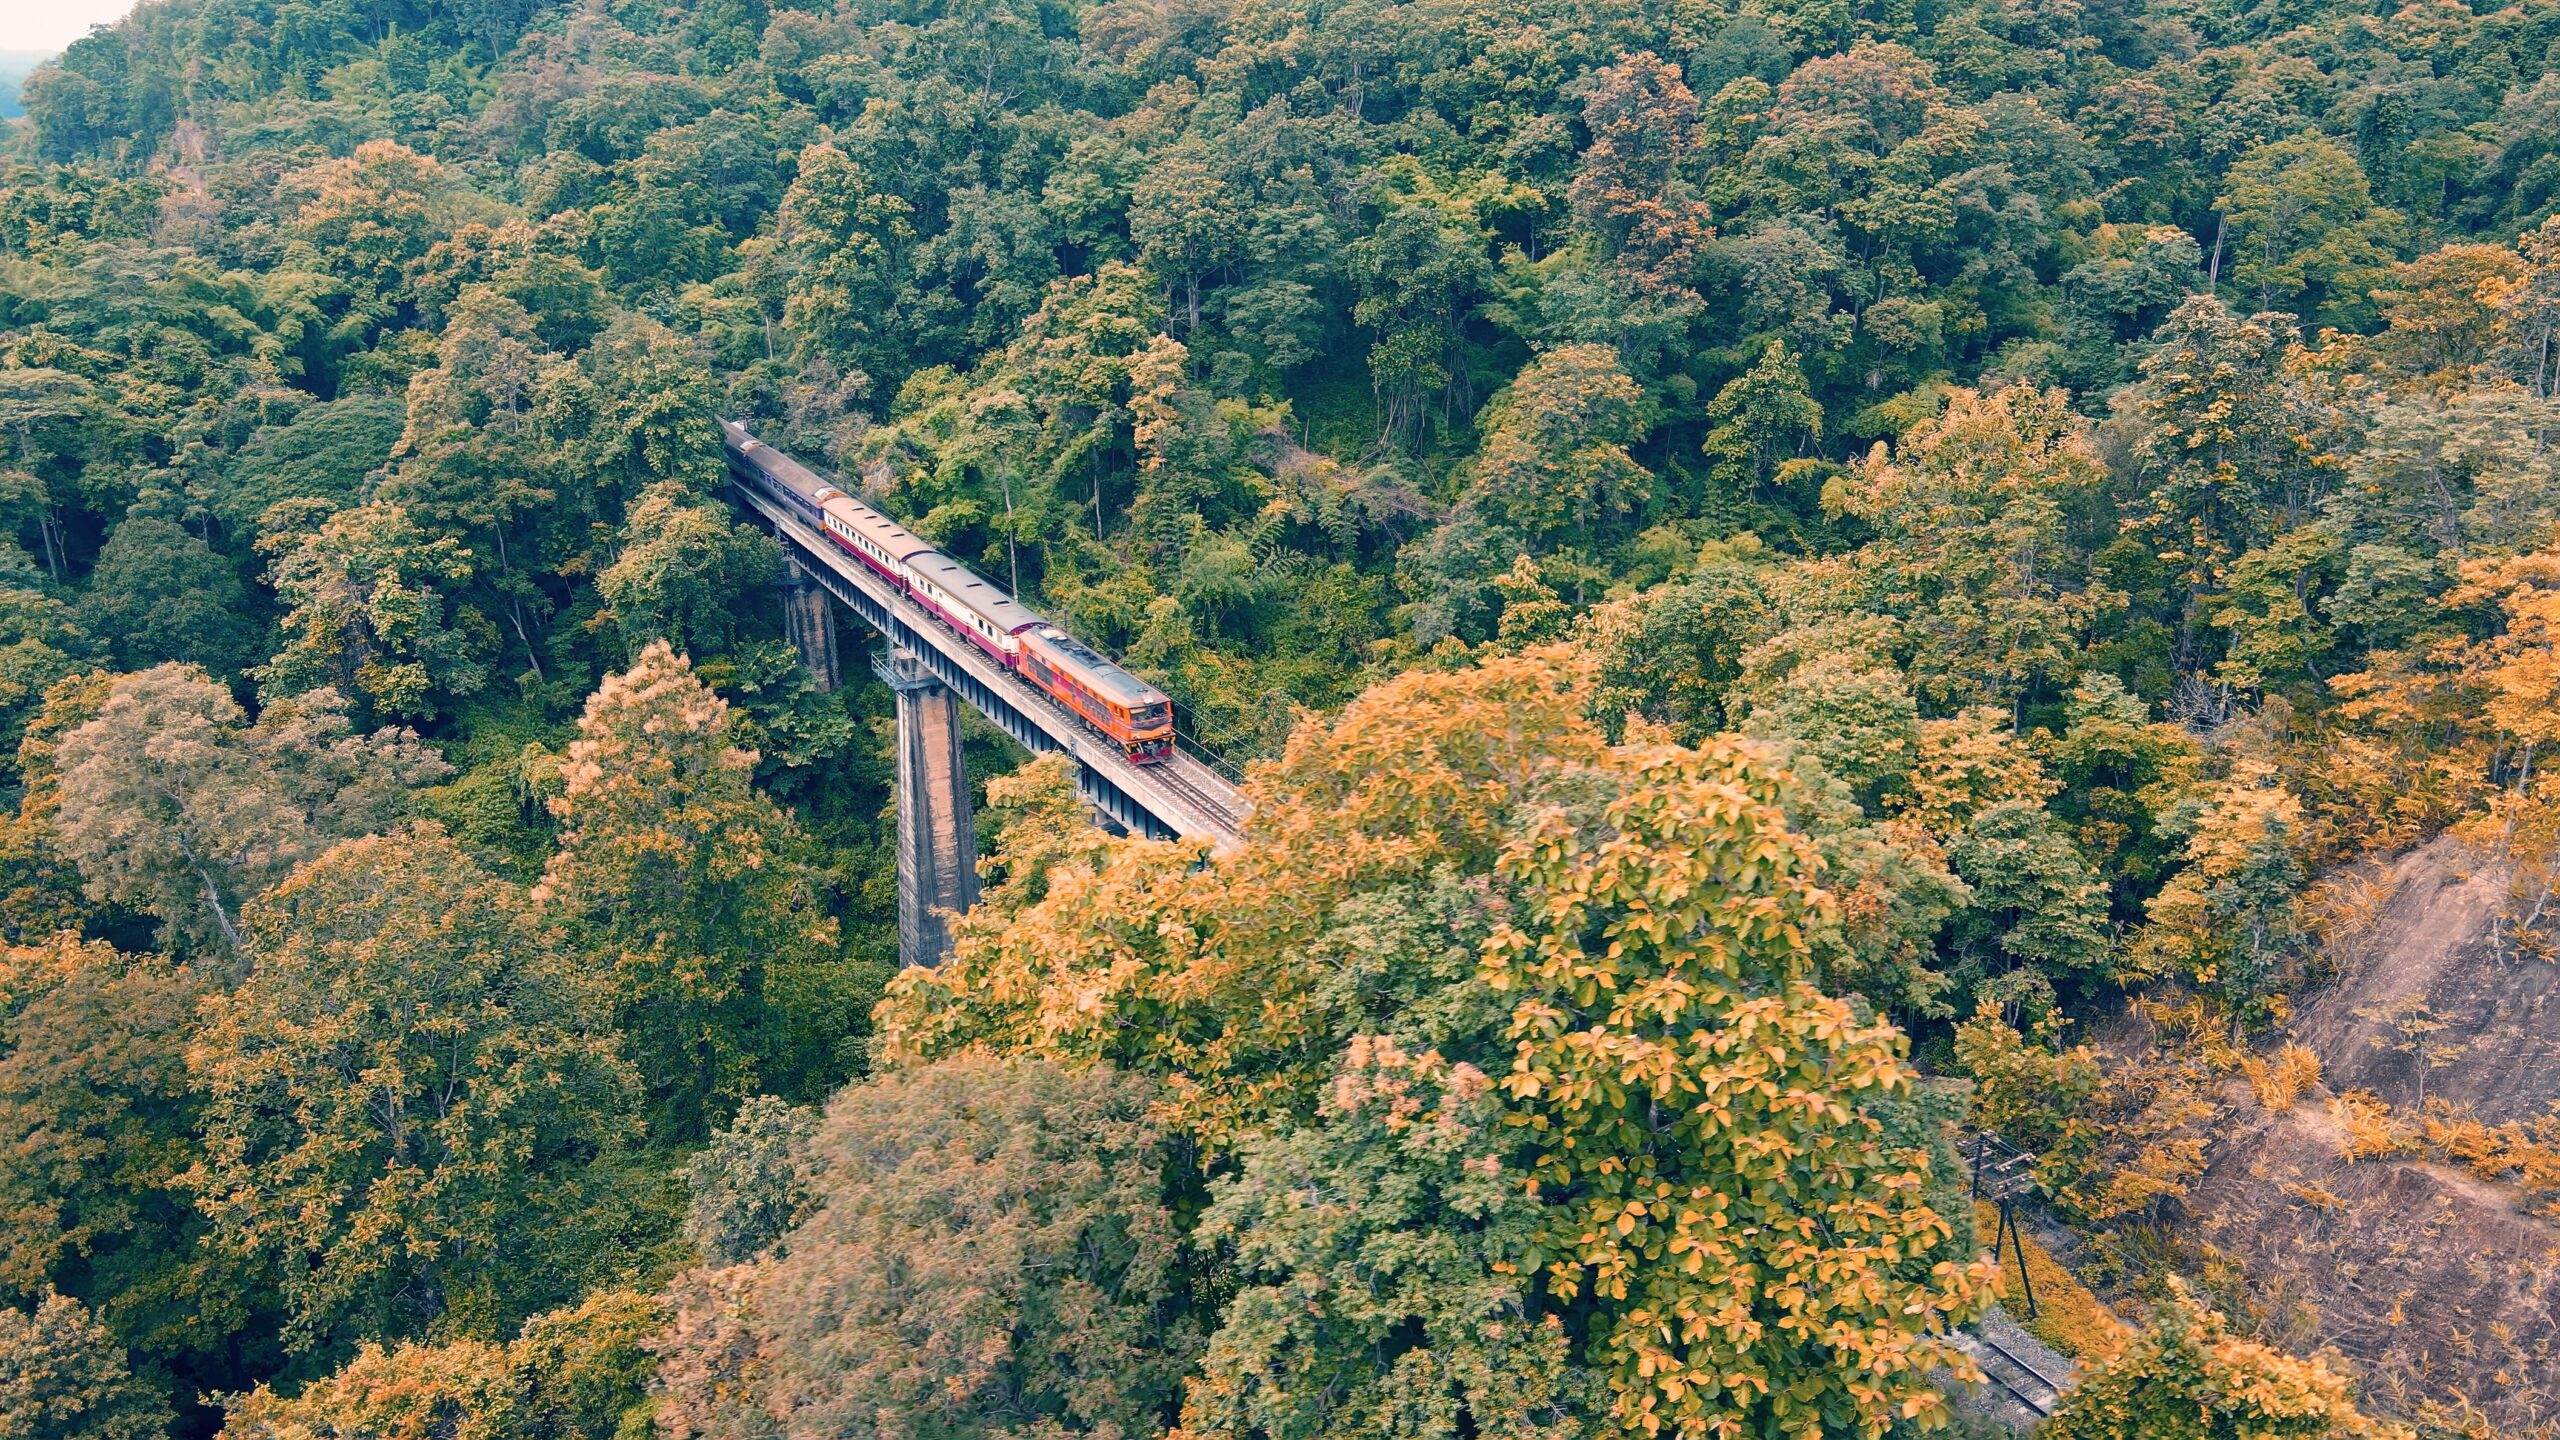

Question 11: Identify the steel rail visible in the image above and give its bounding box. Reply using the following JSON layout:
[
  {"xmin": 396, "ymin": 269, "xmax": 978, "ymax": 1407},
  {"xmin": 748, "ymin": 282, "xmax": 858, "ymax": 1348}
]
[{"xmin": 1951, "ymin": 1331, "xmax": 2065, "ymax": 1418}]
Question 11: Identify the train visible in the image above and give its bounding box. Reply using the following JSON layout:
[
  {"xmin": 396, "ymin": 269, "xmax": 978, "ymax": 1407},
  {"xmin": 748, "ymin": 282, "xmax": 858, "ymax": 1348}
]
[{"xmin": 720, "ymin": 421, "xmax": 1177, "ymax": 764}]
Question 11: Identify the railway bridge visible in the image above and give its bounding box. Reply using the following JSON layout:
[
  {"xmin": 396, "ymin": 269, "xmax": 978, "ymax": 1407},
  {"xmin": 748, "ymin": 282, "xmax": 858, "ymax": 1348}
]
[{"xmin": 724, "ymin": 432, "xmax": 1249, "ymax": 969}]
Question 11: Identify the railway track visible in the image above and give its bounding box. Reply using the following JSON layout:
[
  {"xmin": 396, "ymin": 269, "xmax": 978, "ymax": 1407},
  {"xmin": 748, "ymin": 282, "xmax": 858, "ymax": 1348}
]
[
  {"xmin": 1951, "ymin": 1328, "xmax": 2068, "ymax": 1417},
  {"xmin": 1149, "ymin": 754, "xmax": 1247, "ymax": 834}
]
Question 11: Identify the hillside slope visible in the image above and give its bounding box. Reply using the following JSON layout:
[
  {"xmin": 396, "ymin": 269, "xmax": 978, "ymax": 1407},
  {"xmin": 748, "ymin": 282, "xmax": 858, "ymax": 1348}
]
[{"xmin": 2188, "ymin": 836, "xmax": 2560, "ymax": 1434}]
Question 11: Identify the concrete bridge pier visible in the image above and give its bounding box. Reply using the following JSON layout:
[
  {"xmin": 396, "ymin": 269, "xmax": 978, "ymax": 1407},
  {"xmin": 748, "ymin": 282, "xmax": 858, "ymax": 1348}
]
[
  {"xmin": 873, "ymin": 647, "xmax": 979, "ymax": 968},
  {"xmin": 781, "ymin": 557, "xmax": 840, "ymax": 692}
]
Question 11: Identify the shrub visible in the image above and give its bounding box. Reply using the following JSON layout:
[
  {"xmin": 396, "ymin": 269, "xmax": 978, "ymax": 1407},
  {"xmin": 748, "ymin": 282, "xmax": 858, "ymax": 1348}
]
[
  {"xmin": 2243, "ymin": 1043, "xmax": 2324, "ymax": 1112},
  {"xmin": 2043, "ymin": 1282, "xmax": 2408, "ymax": 1439}
]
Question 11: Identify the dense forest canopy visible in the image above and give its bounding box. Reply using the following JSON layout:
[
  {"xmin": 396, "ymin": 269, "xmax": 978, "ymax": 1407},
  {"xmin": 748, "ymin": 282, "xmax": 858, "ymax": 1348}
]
[{"xmin": 3, "ymin": 0, "xmax": 2560, "ymax": 1435}]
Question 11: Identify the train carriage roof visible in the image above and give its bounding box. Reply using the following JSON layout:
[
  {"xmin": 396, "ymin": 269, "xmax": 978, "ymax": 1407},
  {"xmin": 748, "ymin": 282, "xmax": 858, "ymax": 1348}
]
[
  {"xmin": 723, "ymin": 425, "xmax": 929, "ymax": 559},
  {"xmin": 1026, "ymin": 625, "xmax": 1169, "ymax": 710},
  {"xmin": 722, "ymin": 421, "xmax": 829, "ymax": 499},
  {"xmin": 907, "ymin": 552, "xmax": 1044, "ymax": 635},
  {"xmin": 822, "ymin": 494, "xmax": 937, "ymax": 564}
]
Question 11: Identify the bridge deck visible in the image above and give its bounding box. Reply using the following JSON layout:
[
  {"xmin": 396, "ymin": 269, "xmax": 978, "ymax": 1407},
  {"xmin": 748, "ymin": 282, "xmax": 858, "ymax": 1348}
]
[{"xmin": 729, "ymin": 470, "xmax": 1250, "ymax": 852}]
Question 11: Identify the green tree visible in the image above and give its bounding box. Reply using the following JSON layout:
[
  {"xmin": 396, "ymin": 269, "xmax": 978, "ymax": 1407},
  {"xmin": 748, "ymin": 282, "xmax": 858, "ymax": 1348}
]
[
  {"xmin": 2209, "ymin": 523, "xmax": 2345, "ymax": 692},
  {"xmin": 540, "ymin": 314, "xmax": 729, "ymax": 515},
  {"xmin": 379, "ymin": 288, "xmax": 563, "ymax": 560},
  {"xmin": 2217, "ymin": 135, "xmax": 2403, "ymax": 327},
  {"xmin": 1944, "ymin": 800, "xmax": 2114, "ymax": 981},
  {"xmin": 256, "ymin": 502, "xmax": 489, "ymax": 721},
  {"xmin": 49, "ymin": 668, "xmax": 448, "ymax": 951},
  {"xmin": 80, "ymin": 518, "xmax": 256, "ymax": 676},
  {"xmin": 0, "ymin": 369, "xmax": 92, "ymax": 583},
  {"xmin": 210, "ymin": 395, "xmax": 406, "ymax": 544},
  {"xmin": 1739, "ymin": 653, "xmax": 1922, "ymax": 806},
  {"xmin": 1582, "ymin": 544, "xmax": 1775, "ymax": 742},
  {"xmin": 189, "ymin": 826, "xmax": 637, "ymax": 1353},
  {"xmin": 1131, "ymin": 139, "xmax": 1244, "ymax": 334},
  {"xmin": 2135, "ymin": 760, "xmax": 2309, "ymax": 1014},
  {"xmin": 594, "ymin": 483, "xmax": 779, "ymax": 661},
  {"xmin": 1701, "ymin": 340, "xmax": 1823, "ymax": 500},
  {"xmin": 776, "ymin": 143, "xmax": 918, "ymax": 380},
  {"xmin": 680, "ymin": 1095, "xmax": 819, "ymax": 1266},
  {"xmin": 1347, "ymin": 190, "xmax": 1492, "ymax": 448},
  {"xmin": 0, "ymin": 936, "xmax": 236, "ymax": 1382},
  {"xmin": 0, "ymin": 549, "xmax": 94, "ymax": 787},
  {"xmin": 534, "ymin": 643, "xmax": 844, "ymax": 1140},
  {"xmin": 2331, "ymin": 388, "xmax": 2560, "ymax": 564},
  {"xmin": 412, "ymin": 218, "xmax": 613, "ymax": 351},
  {"xmin": 1465, "ymin": 343, "xmax": 1651, "ymax": 550},
  {"xmin": 1824, "ymin": 384, "xmax": 2101, "ymax": 713},
  {"xmin": 2043, "ymin": 675, "xmax": 2201, "ymax": 916},
  {"xmin": 2120, "ymin": 298, "xmax": 2348, "ymax": 671},
  {"xmin": 281, "ymin": 140, "xmax": 463, "ymax": 305},
  {"xmin": 653, "ymin": 1056, "xmax": 1200, "ymax": 1440},
  {"xmin": 0, "ymin": 1289, "xmax": 170, "ymax": 1440},
  {"xmin": 2058, "ymin": 224, "xmax": 2207, "ymax": 392},
  {"xmin": 1185, "ymin": 1037, "xmax": 1599, "ymax": 1440}
]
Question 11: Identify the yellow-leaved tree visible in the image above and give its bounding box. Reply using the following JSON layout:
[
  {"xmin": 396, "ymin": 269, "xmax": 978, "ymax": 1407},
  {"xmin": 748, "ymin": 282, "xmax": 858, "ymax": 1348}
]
[
  {"xmin": 2134, "ymin": 757, "xmax": 2308, "ymax": 1016},
  {"xmin": 534, "ymin": 641, "xmax": 848, "ymax": 1141},
  {"xmin": 1485, "ymin": 739, "xmax": 1996, "ymax": 1440},
  {"xmin": 879, "ymin": 649, "xmax": 1994, "ymax": 1440},
  {"xmin": 2444, "ymin": 547, "xmax": 2560, "ymax": 956}
]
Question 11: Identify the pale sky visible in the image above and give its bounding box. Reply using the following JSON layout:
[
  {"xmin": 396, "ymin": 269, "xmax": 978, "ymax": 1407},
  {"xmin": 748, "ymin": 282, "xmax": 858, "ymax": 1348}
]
[{"xmin": 2, "ymin": 0, "xmax": 137, "ymax": 54}]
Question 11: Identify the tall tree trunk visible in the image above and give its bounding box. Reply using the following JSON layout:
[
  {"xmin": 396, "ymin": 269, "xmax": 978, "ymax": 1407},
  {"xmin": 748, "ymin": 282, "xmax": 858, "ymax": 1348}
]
[
  {"xmin": 195, "ymin": 867, "xmax": 242, "ymax": 953},
  {"xmin": 999, "ymin": 472, "xmax": 1021, "ymax": 594},
  {"xmin": 36, "ymin": 506, "xmax": 61, "ymax": 582},
  {"xmin": 508, "ymin": 597, "xmax": 546, "ymax": 683}
]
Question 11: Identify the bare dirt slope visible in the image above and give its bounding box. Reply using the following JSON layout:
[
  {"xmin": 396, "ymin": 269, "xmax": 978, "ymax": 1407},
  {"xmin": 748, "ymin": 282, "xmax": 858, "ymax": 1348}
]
[
  {"xmin": 2182, "ymin": 835, "xmax": 2560, "ymax": 1434},
  {"xmin": 2288, "ymin": 838, "xmax": 2560, "ymax": 1119}
]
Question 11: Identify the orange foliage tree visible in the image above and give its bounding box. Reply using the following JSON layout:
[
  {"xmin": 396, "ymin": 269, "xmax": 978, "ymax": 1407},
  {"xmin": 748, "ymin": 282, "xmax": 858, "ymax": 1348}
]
[{"xmin": 879, "ymin": 649, "xmax": 1996, "ymax": 1440}]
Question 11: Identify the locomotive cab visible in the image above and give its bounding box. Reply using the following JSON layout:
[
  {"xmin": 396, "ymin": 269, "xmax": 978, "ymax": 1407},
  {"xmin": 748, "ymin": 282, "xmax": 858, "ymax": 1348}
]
[
  {"xmin": 1020, "ymin": 625, "xmax": 1177, "ymax": 764},
  {"xmin": 1124, "ymin": 699, "xmax": 1174, "ymax": 761}
]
